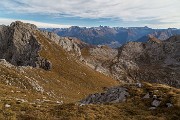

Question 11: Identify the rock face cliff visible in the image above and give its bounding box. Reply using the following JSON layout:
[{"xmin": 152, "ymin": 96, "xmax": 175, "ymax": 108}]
[
  {"xmin": 110, "ymin": 36, "xmax": 180, "ymax": 88},
  {"xmin": 0, "ymin": 21, "xmax": 82, "ymax": 70},
  {"xmin": 0, "ymin": 21, "xmax": 52, "ymax": 70}
]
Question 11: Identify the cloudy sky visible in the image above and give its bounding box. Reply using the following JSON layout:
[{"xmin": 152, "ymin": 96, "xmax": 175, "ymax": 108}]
[{"xmin": 0, "ymin": 0, "xmax": 180, "ymax": 28}]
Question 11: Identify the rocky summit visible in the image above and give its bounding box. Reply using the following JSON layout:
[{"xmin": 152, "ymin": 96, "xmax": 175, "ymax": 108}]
[
  {"xmin": 0, "ymin": 21, "xmax": 51, "ymax": 70},
  {"xmin": 109, "ymin": 36, "xmax": 180, "ymax": 88},
  {"xmin": 0, "ymin": 21, "xmax": 83, "ymax": 70}
]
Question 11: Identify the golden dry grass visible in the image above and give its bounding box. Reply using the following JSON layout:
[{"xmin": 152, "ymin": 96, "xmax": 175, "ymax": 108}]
[
  {"xmin": 0, "ymin": 82, "xmax": 179, "ymax": 120},
  {"xmin": 29, "ymin": 32, "xmax": 119, "ymax": 102}
]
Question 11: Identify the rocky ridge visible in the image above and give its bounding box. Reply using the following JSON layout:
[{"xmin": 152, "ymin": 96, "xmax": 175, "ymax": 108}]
[
  {"xmin": 41, "ymin": 31, "xmax": 81, "ymax": 56},
  {"xmin": 81, "ymin": 45, "xmax": 118, "ymax": 75},
  {"xmin": 0, "ymin": 21, "xmax": 83, "ymax": 70},
  {"xmin": 109, "ymin": 36, "xmax": 180, "ymax": 88},
  {"xmin": 0, "ymin": 21, "xmax": 51, "ymax": 70},
  {"xmin": 80, "ymin": 35, "xmax": 180, "ymax": 88}
]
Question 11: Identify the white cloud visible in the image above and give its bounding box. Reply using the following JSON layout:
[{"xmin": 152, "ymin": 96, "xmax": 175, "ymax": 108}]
[
  {"xmin": 0, "ymin": 0, "xmax": 180, "ymax": 28},
  {"xmin": 0, "ymin": 18, "xmax": 71, "ymax": 28}
]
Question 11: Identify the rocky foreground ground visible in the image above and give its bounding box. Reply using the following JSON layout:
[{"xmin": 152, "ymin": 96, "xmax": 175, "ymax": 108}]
[{"xmin": 0, "ymin": 82, "xmax": 179, "ymax": 119}]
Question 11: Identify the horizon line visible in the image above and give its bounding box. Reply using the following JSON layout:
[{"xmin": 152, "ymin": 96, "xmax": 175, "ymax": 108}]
[{"xmin": 0, "ymin": 18, "xmax": 179, "ymax": 29}]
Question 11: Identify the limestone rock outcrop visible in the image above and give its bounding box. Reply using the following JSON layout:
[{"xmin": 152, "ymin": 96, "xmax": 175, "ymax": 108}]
[
  {"xmin": 0, "ymin": 21, "xmax": 82, "ymax": 70},
  {"xmin": 0, "ymin": 21, "xmax": 52, "ymax": 70},
  {"xmin": 81, "ymin": 45, "xmax": 118, "ymax": 76},
  {"xmin": 80, "ymin": 86, "xmax": 129, "ymax": 104},
  {"xmin": 41, "ymin": 31, "xmax": 81, "ymax": 56},
  {"xmin": 110, "ymin": 36, "xmax": 180, "ymax": 87}
]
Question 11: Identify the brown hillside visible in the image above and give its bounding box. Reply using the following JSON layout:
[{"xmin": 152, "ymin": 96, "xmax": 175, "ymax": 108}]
[
  {"xmin": 34, "ymin": 31, "xmax": 118, "ymax": 102},
  {"xmin": 0, "ymin": 27, "xmax": 118, "ymax": 106}
]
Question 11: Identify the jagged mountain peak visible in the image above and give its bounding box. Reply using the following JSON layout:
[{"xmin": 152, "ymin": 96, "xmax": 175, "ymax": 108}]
[
  {"xmin": 0, "ymin": 21, "xmax": 52, "ymax": 70},
  {"xmin": 10, "ymin": 21, "xmax": 38, "ymax": 30},
  {"xmin": 110, "ymin": 35, "xmax": 180, "ymax": 87},
  {"xmin": 0, "ymin": 21, "xmax": 84, "ymax": 69}
]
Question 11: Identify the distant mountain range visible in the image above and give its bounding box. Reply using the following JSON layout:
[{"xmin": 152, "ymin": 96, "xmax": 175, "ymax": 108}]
[{"xmin": 41, "ymin": 26, "xmax": 180, "ymax": 48}]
